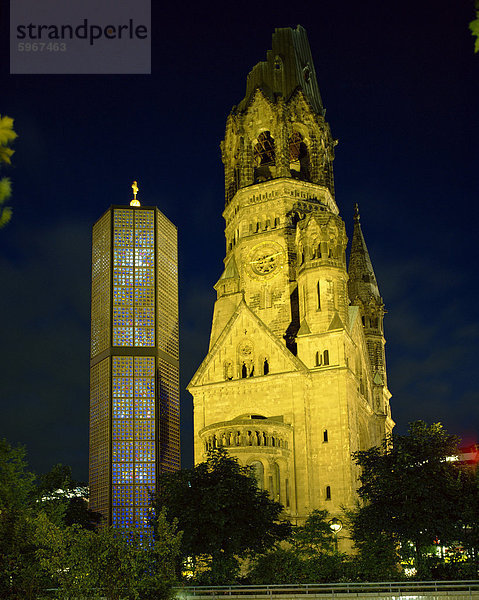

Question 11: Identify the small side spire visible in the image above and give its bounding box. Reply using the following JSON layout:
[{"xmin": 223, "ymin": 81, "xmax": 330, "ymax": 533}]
[
  {"xmin": 130, "ymin": 180, "xmax": 141, "ymax": 207},
  {"xmin": 348, "ymin": 204, "xmax": 380, "ymax": 304}
]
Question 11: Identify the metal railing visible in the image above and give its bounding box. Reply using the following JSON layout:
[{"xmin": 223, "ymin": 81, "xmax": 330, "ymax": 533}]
[{"xmin": 175, "ymin": 580, "xmax": 479, "ymax": 598}]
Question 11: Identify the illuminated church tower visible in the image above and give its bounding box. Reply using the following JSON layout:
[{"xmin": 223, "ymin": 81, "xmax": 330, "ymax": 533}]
[
  {"xmin": 89, "ymin": 182, "xmax": 179, "ymax": 529},
  {"xmin": 188, "ymin": 27, "xmax": 394, "ymax": 529}
]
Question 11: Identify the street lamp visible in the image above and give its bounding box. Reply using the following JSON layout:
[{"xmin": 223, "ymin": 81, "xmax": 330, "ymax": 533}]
[{"xmin": 329, "ymin": 517, "xmax": 343, "ymax": 552}]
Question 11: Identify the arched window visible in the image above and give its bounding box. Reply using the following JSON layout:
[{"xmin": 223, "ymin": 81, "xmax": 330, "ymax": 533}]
[
  {"xmin": 326, "ymin": 485, "xmax": 331, "ymax": 500},
  {"xmin": 254, "ymin": 132, "xmax": 275, "ymax": 183},
  {"xmin": 241, "ymin": 363, "xmax": 247, "ymax": 378},
  {"xmin": 270, "ymin": 462, "xmax": 280, "ymax": 501},
  {"xmin": 254, "ymin": 132, "xmax": 275, "ymax": 166},
  {"xmin": 263, "ymin": 358, "xmax": 269, "ymax": 375},
  {"xmin": 251, "ymin": 461, "xmax": 264, "ymax": 490},
  {"xmin": 315, "ymin": 351, "xmax": 321, "ymax": 367},
  {"xmin": 289, "ymin": 131, "xmax": 310, "ymax": 180},
  {"xmin": 323, "ymin": 350, "xmax": 329, "ymax": 366},
  {"xmin": 323, "ymin": 429, "xmax": 328, "ymax": 443}
]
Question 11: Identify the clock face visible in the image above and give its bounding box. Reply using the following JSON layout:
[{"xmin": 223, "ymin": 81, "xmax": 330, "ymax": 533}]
[{"xmin": 248, "ymin": 242, "xmax": 284, "ymax": 278}]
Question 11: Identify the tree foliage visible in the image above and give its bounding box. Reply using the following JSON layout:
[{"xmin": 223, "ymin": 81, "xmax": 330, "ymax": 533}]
[
  {"xmin": 0, "ymin": 115, "xmax": 17, "ymax": 228},
  {"xmin": 36, "ymin": 463, "xmax": 101, "ymax": 529},
  {"xmin": 248, "ymin": 510, "xmax": 344, "ymax": 584},
  {"xmin": 470, "ymin": 0, "xmax": 479, "ymax": 53},
  {"xmin": 36, "ymin": 508, "xmax": 181, "ymax": 600},
  {"xmin": 351, "ymin": 421, "xmax": 477, "ymax": 577},
  {"xmin": 0, "ymin": 439, "xmax": 47, "ymax": 599},
  {"xmin": 154, "ymin": 448, "xmax": 291, "ymax": 583}
]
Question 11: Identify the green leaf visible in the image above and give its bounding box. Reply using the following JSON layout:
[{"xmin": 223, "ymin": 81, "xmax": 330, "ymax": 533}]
[
  {"xmin": 0, "ymin": 177, "xmax": 12, "ymax": 203},
  {"xmin": 470, "ymin": 17, "xmax": 479, "ymax": 53},
  {"xmin": 0, "ymin": 145, "xmax": 14, "ymax": 165},
  {"xmin": 0, "ymin": 115, "xmax": 18, "ymax": 146}
]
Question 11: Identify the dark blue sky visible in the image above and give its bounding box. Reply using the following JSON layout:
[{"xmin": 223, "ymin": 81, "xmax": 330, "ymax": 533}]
[{"xmin": 0, "ymin": 0, "xmax": 478, "ymax": 482}]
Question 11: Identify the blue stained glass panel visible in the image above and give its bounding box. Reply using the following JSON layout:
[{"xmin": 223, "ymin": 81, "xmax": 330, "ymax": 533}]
[
  {"xmin": 113, "ymin": 507, "xmax": 134, "ymax": 527},
  {"xmin": 113, "ymin": 485, "xmax": 135, "ymax": 506},
  {"xmin": 113, "ymin": 463, "xmax": 134, "ymax": 484},
  {"xmin": 134, "ymin": 357, "xmax": 155, "ymax": 376},
  {"xmin": 112, "ymin": 378, "xmax": 133, "ymax": 397},
  {"xmin": 113, "ymin": 307, "xmax": 134, "ymax": 327},
  {"xmin": 134, "ymin": 378, "xmax": 154, "ymax": 397},
  {"xmin": 135, "ymin": 485, "xmax": 153, "ymax": 505},
  {"xmin": 135, "ymin": 230, "xmax": 154, "ymax": 247},
  {"xmin": 114, "ymin": 268, "xmax": 134, "ymax": 286},
  {"xmin": 113, "ymin": 441, "xmax": 133, "ymax": 462},
  {"xmin": 135, "ymin": 248, "xmax": 154, "ymax": 267},
  {"xmin": 134, "ymin": 328, "xmax": 155, "ymax": 346},
  {"xmin": 135, "ymin": 308, "xmax": 154, "ymax": 327},
  {"xmin": 112, "ymin": 398, "xmax": 133, "ymax": 418},
  {"xmin": 135, "ymin": 420, "xmax": 155, "ymax": 439},
  {"xmin": 113, "ymin": 419, "xmax": 133, "ymax": 439},
  {"xmin": 113, "ymin": 327, "xmax": 134, "ymax": 346},
  {"xmin": 113, "ymin": 288, "xmax": 134, "ymax": 305},
  {"xmin": 135, "ymin": 398, "xmax": 154, "ymax": 419},
  {"xmin": 114, "ymin": 229, "xmax": 133, "ymax": 246},
  {"xmin": 135, "ymin": 268, "xmax": 154, "ymax": 286},
  {"xmin": 135, "ymin": 441, "xmax": 155, "ymax": 462},
  {"xmin": 114, "ymin": 249, "xmax": 134, "ymax": 266},
  {"xmin": 135, "ymin": 464, "xmax": 155, "ymax": 484}
]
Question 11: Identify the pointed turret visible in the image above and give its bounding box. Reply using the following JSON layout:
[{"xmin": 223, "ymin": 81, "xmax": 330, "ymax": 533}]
[
  {"xmin": 347, "ymin": 204, "xmax": 389, "ymax": 407},
  {"xmin": 348, "ymin": 204, "xmax": 380, "ymax": 305}
]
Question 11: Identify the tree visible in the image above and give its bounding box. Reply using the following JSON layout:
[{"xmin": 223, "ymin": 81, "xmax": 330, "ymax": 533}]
[
  {"xmin": 291, "ymin": 509, "xmax": 336, "ymax": 555},
  {"xmin": 470, "ymin": 0, "xmax": 479, "ymax": 53},
  {"xmin": 36, "ymin": 508, "xmax": 181, "ymax": 600},
  {"xmin": 154, "ymin": 448, "xmax": 291, "ymax": 583},
  {"xmin": 351, "ymin": 421, "xmax": 472, "ymax": 577},
  {"xmin": 0, "ymin": 439, "xmax": 47, "ymax": 599},
  {"xmin": 248, "ymin": 510, "xmax": 346, "ymax": 584},
  {"xmin": 0, "ymin": 115, "xmax": 17, "ymax": 228},
  {"xmin": 36, "ymin": 463, "xmax": 101, "ymax": 529}
]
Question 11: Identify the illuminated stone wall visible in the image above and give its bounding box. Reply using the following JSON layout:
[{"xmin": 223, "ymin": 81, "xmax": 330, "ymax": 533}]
[{"xmin": 188, "ymin": 27, "xmax": 394, "ymax": 548}]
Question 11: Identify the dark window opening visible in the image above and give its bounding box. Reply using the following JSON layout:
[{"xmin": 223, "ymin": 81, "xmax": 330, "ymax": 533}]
[
  {"xmin": 323, "ymin": 429, "xmax": 328, "ymax": 443},
  {"xmin": 263, "ymin": 359, "xmax": 269, "ymax": 375},
  {"xmin": 254, "ymin": 132, "xmax": 275, "ymax": 166},
  {"xmin": 241, "ymin": 363, "xmax": 247, "ymax": 378},
  {"xmin": 323, "ymin": 349, "xmax": 329, "ymax": 366},
  {"xmin": 326, "ymin": 485, "xmax": 331, "ymax": 500}
]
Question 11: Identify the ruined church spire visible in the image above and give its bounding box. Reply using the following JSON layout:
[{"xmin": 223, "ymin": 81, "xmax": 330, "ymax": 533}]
[{"xmin": 236, "ymin": 25, "xmax": 325, "ymax": 115}]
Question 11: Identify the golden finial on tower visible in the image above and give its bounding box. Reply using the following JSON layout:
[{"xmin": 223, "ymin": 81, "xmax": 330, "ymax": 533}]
[{"xmin": 130, "ymin": 180, "xmax": 141, "ymax": 207}]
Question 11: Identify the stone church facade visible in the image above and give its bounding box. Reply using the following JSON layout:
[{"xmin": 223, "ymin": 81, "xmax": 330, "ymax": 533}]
[{"xmin": 188, "ymin": 26, "xmax": 394, "ymax": 526}]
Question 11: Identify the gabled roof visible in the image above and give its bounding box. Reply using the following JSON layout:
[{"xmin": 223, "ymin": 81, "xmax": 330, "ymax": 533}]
[{"xmin": 188, "ymin": 299, "xmax": 307, "ymax": 388}]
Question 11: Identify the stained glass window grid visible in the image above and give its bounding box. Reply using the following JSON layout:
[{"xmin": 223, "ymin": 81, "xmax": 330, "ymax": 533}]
[
  {"xmin": 135, "ymin": 441, "xmax": 155, "ymax": 462},
  {"xmin": 111, "ymin": 356, "xmax": 156, "ymax": 523},
  {"xmin": 113, "ymin": 419, "xmax": 133, "ymax": 439},
  {"xmin": 135, "ymin": 419, "xmax": 155, "ymax": 440},
  {"xmin": 113, "ymin": 485, "xmax": 135, "ymax": 506},
  {"xmin": 135, "ymin": 485, "xmax": 152, "ymax": 506},
  {"xmin": 112, "ymin": 463, "xmax": 134, "ymax": 484},
  {"xmin": 112, "ymin": 441, "xmax": 134, "ymax": 462},
  {"xmin": 112, "ymin": 506, "xmax": 134, "ymax": 527},
  {"xmin": 113, "ymin": 209, "xmax": 155, "ymax": 348}
]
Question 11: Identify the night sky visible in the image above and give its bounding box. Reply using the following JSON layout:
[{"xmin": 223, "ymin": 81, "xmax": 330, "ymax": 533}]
[{"xmin": 0, "ymin": 0, "xmax": 478, "ymax": 483}]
